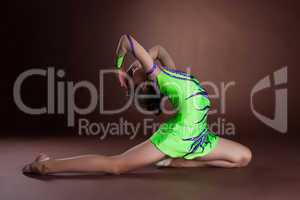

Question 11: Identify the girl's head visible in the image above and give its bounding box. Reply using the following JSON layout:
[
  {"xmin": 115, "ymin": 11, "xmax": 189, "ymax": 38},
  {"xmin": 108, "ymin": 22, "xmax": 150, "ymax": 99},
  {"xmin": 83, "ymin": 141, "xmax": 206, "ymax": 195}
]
[{"xmin": 126, "ymin": 64, "xmax": 162, "ymax": 115}]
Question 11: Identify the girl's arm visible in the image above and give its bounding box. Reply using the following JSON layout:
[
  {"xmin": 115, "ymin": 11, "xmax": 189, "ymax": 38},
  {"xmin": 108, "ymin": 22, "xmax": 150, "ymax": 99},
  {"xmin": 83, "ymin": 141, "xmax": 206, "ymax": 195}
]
[
  {"xmin": 127, "ymin": 45, "xmax": 176, "ymax": 75},
  {"xmin": 148, "ymin": 45, "xmax": 175, "ymax": 68},
  {"xmin": 115, "ymin": 34, "xmax": 154, "ymax": 72}
]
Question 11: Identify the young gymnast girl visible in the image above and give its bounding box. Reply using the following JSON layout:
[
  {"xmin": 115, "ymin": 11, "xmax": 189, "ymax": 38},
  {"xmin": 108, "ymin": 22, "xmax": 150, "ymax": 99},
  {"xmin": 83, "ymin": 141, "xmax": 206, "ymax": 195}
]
[{"xmin": 23, "ymin": 35, "xmax": 252, "ymax": 175}]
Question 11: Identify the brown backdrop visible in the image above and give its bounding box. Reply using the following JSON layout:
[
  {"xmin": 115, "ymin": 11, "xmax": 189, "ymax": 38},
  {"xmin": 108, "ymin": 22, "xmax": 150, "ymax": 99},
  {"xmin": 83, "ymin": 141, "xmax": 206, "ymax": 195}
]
[{"xmin": 1, "ymin": 0, "xmax": 298, "ymax": 138}]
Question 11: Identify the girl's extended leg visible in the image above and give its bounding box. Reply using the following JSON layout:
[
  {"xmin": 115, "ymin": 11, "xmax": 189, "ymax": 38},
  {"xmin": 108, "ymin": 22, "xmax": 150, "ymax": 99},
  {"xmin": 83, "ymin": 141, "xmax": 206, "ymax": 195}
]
[
  {"xmin": 23, "ymin": 139, "xmax": 165, "ymax": 175},
  {"xmin": 158, "ymin": 137, "xmax": 252, "ymax": 168}
]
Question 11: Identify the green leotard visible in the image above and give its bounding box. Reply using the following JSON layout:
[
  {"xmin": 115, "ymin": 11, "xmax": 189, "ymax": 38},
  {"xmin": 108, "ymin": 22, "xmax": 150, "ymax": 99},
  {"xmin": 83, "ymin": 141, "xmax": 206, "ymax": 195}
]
[{"xmin": 150, "ymin": 65, "xmax": 219, "ymax": 160}]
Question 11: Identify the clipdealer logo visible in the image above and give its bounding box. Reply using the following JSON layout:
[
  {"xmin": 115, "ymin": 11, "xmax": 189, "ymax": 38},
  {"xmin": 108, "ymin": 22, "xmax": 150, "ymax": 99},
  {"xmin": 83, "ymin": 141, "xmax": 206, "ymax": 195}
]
[
  {"xmin": 250, "ymin": 66, "xmax": 288, "ymax": 133},
  {"xmin": 13, "ymin": 66, "xmax": 288, "ymax": 136},
  {"xmin": 12, "ymin": 67, "xmax": 237, "ymax": 137}
]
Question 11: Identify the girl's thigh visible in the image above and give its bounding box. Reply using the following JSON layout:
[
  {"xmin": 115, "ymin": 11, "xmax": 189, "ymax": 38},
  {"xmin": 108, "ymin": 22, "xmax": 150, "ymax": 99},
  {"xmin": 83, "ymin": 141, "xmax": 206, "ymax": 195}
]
[{"xmin": 197, "ymin": 137, "xmax": 252, "ymax": 162}]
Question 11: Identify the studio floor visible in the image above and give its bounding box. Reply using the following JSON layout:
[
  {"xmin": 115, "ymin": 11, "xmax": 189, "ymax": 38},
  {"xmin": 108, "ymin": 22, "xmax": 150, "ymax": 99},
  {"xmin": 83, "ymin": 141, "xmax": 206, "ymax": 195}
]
[{"xmin": 0, "ymin": 134, "xmax": 299, "ymax": 200}]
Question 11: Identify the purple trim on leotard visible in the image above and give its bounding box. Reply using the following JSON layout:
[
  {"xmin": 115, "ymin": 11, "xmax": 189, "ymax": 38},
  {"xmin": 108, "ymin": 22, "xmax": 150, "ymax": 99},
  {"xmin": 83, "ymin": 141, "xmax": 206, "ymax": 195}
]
[
  {"xmin": 157, "ymin": 65, "xmax": 205, "ymax": 91},
  {"xmin": 161, "ymin": 65, "xmax": 194, "ymax": 78},
  {"xmin": 195, "ymin": 113, "xmax": 208, "ymax": 124},
  {"xmin": 182, "ymin": 129, "xmax": 210, "ymax": 156},
  {"xmin": 185, "ymin": 90, "xmax": 209, "ymax": 100},
  {"xmin": 146, "ymin": 63, "xmax": 157, "ymax": 76},
  {"xmin": 196, "ymin": 105, "xmax": 211, "ymax": 111},
  {"xmin": 126, "ymin": 34, "xmax": 136, "ymax": 57}
]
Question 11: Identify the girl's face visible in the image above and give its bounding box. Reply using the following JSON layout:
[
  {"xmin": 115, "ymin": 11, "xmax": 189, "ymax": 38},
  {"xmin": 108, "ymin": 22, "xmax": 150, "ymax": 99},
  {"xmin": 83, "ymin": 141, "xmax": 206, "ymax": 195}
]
[
  {"xmin": 132, "ymin": 68, "xmax": 147, "ymax": 89},
  {"xmin": 129, "ymin": 68, "xmax": 162, "ymax": 115}
]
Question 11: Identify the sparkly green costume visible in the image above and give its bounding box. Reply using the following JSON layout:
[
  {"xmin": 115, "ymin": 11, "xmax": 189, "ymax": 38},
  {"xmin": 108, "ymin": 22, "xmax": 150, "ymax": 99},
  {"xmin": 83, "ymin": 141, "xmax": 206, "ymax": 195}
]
[
  {"xmin": 115, "ymin": 34, "xmax": 219, "ymax": 159},
  {"xmin": 150, "ymin": 65, "xmax": 219, "ymax": 159}
]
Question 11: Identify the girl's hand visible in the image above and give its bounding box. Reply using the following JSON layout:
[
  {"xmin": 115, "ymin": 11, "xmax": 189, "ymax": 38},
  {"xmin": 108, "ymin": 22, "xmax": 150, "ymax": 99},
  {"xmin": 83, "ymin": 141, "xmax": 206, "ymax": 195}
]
[{"xmin": 117, "ymin": 70, "xmax": 128, "ymax": 89}]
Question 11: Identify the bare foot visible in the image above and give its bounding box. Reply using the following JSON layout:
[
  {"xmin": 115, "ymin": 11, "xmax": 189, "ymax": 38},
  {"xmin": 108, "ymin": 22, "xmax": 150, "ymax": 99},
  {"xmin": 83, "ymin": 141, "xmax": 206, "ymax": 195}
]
[
  {"xmin": 22, "ymin": 153, "xmax": 51, "ymax": 175},
  {"xmin": 155, "ymin": 158, "xmax": 173, "ymax": 168},
  {"xmin": 156, "ymin": 158, "xmax": 202, "ymax": 168}
]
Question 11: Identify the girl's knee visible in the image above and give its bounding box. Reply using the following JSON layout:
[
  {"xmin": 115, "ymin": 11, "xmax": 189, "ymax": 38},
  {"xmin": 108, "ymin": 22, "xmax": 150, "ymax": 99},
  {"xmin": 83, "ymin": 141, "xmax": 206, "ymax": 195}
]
[{"xmin": 236, "ymin": 147, "xmax": 252, "ymax": 167}]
